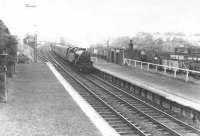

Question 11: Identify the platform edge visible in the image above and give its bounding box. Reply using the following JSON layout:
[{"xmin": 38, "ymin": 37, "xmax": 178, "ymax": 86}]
[{"xmin": 46, "ymin": 62, "xmax": 120, "ymax": 136}]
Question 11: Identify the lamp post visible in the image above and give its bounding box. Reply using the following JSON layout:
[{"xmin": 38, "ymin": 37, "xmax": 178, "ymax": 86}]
[
  {"xmin": 25, "ymin": 3, "xmax": 38, "ymax": 62},
  {"xmin": 34, "ymin": 34, "xmax": 37, "ymax": 62}
]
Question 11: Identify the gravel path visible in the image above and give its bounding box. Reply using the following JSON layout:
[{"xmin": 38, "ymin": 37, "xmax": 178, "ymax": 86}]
[{"xmin": 0, "ymin": 63, "xmax": 102, "ymax": 136}]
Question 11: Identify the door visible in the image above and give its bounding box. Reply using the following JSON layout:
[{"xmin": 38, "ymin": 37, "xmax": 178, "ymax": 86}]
[{"xmin": 111, "ymin": 51, "xmax": 114, "ymax": 63}]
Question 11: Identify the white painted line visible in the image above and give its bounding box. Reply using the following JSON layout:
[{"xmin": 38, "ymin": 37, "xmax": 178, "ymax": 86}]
[{"xmin": 46, "ymin": 62, "xmax": 120, "ymax": 136}]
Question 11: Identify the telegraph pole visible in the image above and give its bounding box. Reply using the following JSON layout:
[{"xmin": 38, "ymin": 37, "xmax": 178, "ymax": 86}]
[
  {"xmin": 34, "ymin": 34, "xmax": 37, "ymax": 62},
  {"xmin": 106, "ymin": 40, "xmax": 109, "ymax": 61}
]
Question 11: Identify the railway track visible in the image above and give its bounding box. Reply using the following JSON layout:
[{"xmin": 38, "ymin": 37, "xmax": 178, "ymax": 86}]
[
  {"xmin": 39, "ymin": 47, "xmax": 147, "ymax": 136},
  {"xmin": 38, "ymin": 46, "xmax": 200, "ymax": 136},
  {"xmin": 85, "ymin": 74, "xmax": 200, "ymax": 136},
  {"xmin": 38, "ymin": 47, "xmax": 48, "ymax": 62}
]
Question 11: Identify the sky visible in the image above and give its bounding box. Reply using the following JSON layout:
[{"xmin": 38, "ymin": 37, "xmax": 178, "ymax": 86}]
[{"xmin": 0, "ymin": 0, "xmax": 200, "ymax": 47}]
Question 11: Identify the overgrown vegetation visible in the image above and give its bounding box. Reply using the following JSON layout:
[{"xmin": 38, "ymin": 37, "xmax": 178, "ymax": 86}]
[
  {"xmin": 90, "ymin": 32, "xmax": 198, "ymax": 52},
  {"xmin": 0, "ymin": 20, "xmax": 18, "ymax": 76}
]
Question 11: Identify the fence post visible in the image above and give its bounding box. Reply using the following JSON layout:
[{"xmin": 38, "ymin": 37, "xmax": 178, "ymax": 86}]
[
  {"xmin": 156, "ymin": 65, "xmax": 158, "ymax": 71},
  {"xmin": 141, "ymin": 62, "xmax": 143, "ymax": 69},
  {"xmin": 185, "ymin": 70, "xmax": 189, "ymax": 82},
  {"xmin": 174, "ymin": 69, "xmax": 177, "ymax": 78},
  {"xmin": 147, "ymin": 63, "xmax": 150, "ymax": 71},
  {"xmin": 134, "ymin": 60, "xmax": 136, "ymax": 67},
  {"xmin": 164, "ymin": 67, "xmax": 167, "ymax": 74},
  {"xmin": 123, "ymin": 58, "xmax": 126, "ymax": 65}
]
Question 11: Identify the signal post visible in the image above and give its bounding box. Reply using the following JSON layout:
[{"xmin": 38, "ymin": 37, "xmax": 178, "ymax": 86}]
[
  {"xmin": 34, "ymin": 34, "xmax": 37, "ymax": 62},
  {"xmin": 24, "ymin": 34, "xmax": 38, "ymax": 63}
]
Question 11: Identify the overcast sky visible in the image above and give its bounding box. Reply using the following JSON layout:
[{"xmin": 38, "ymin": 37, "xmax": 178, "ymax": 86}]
[{"xmin": 1, "ymin": 0, "xmax": 200, "ymax": 47}]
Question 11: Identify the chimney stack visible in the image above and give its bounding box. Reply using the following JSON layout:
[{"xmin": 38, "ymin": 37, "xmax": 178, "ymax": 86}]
[{"xmin": 129, "ymin": 40, "xmax": 133, "ymax": 49}]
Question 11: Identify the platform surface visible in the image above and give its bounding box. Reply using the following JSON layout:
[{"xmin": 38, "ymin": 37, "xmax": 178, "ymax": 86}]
[
  {"xmin": 93, "ymin": 58, "xmax": 200, "ymax": 112},
  {"xmin": 0, "ymin": 63, "xmax": 102, "ymax": 136}
]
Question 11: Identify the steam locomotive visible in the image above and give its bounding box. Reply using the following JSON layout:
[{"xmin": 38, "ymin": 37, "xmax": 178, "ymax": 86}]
[{"xmin": 51, "ymin": 44, "xmax": 93, "ymax": 72}]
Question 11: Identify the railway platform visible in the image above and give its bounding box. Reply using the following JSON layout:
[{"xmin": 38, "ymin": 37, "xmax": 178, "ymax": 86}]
[
  {"xmin": 0, "ymin": 63, "xmax": 105, "ymax": 136},
  {"xmin": 93, "ymin": 58, "xmax": 200, "ymax": 127}
]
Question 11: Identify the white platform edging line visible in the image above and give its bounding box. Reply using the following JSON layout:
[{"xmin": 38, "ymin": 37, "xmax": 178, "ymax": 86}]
[{"xmin": 46, "ymin": 62, "xmax": 120, "ymax": 136}]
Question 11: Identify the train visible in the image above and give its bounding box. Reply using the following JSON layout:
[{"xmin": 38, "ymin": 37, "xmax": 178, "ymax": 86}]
[{"xmin": 51, "ymin": 44, "xmax": 93, "ymax": 72}]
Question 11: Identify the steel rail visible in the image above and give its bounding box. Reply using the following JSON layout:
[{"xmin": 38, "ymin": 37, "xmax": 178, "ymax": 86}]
[
  {"xmin": 91, "ymin": 74, "xmax": 200, "ymax": 136},
  {"xmin": 48, "ymin": 50, "xmax": 179, "ymax": 136},
  {"xmin": 39, "ymin": 46, "xmax": 200, "ymax": 136},
  {"xmin": 84, "ymin": 75, "xmax": 182, "ymax": 136},
  {"xmin": 41, "ymin": 48, "xmax": 148, "ymax": 136}
]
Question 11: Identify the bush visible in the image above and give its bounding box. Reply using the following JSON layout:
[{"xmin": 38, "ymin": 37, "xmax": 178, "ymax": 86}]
[{"xmin": 0, "ymin": 20, "xmax": 18, "ymax": 64}]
